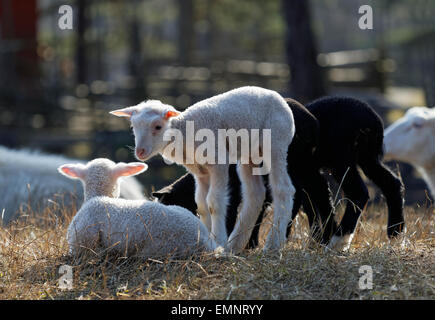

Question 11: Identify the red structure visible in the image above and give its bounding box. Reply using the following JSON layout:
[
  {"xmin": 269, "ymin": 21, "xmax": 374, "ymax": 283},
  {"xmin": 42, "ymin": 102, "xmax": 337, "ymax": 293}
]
[{"xmin": 0, "ymin": 0, "xmax": 38, "ymax": 81}]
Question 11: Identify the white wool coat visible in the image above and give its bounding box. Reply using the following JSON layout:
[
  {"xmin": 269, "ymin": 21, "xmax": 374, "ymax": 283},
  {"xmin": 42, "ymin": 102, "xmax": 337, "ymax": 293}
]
[
  {"xmin": 67, "ymin": 197, "xmax": 217, "ymax": 258},
  {"xmin": 164, "ymin": 86, "xmax": 295, "ymax": 164}
]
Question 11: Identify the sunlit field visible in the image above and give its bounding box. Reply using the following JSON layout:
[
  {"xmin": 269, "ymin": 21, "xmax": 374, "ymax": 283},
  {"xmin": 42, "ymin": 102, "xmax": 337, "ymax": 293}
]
[{"xmin": 0, "ymin": 199, "xmax": 433, "ymax": 300}]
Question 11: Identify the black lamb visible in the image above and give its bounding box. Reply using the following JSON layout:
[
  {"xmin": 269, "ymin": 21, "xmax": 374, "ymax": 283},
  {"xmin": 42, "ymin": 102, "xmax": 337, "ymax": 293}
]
[{"xmin": 306, "ymin": 96, "xmax": 405, "ymax": 249}]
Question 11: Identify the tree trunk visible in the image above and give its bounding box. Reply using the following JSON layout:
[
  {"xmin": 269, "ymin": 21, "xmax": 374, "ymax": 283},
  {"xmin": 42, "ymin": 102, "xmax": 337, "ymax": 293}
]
[
  {"xmin": 178, "ymin": 0, "xmax": 194, "ymax": 65},
  {"xmin": 76, "ymin": 0, "xmax": 87, "ymax": 84},
  {"xmin": 129, "ymin": 0, "xmax": 147, "ymax": 103},
  {"xmin": 282, "ymin": 0, "xmax": 326, "ymax": 103}
]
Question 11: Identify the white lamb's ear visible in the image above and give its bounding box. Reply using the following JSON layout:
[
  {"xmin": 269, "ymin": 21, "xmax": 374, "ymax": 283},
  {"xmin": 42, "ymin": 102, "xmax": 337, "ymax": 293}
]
[
  {"xmin": 58, "ymin": 163, "xmax": 86, "ymax": 180},
  {"xmin": 163, "ymin": 109, "xmax": 180, "ymax": 120},
  {"xmin": 110, "ymin": 106, "xmax": 138, "ymax": 118},
  {"xmin": 113, "ymin": 162, "xmax": 148, "ymax": 178}
]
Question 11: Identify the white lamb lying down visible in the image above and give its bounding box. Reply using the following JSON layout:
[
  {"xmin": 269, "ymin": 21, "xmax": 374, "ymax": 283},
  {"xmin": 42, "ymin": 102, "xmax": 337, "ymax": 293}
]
[
  {"xmin": 0, "ymin": 145, "xmax": 145, "ymax": 225},
  {"xmin": 59, "ymin": 158, "xmax": 217, "ymax": 258},
  {"xmin": 384, "ymin": 106, "xmax": 435, "ymax": 198}
]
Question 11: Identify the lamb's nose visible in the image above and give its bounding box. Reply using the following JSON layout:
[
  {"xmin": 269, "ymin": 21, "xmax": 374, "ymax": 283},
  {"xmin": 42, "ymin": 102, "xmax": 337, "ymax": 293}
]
[{"xmin": 136, "ymin": 148, "xmax": 146, "ymax": 159}]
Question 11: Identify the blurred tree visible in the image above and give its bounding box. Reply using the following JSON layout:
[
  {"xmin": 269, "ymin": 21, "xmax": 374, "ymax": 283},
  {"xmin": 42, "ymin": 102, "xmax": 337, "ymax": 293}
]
[
  {"xmin": 76, "ymin": 0, "xmax": 87, "ymax": 84},
  {"xmin": 282, "ymin": 0, "xmax": 326, "ymax": 103},
  {"xmin": 129, "ymin": 0, "xmax": 147, "ymax": 102},
  {"xmin": 178, "ymin": 0, "xmax": 195, "ymax": 64}
]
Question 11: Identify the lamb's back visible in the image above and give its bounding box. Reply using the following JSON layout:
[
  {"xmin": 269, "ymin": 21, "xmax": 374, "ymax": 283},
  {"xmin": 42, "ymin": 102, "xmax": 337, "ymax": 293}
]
[
  {"xmin": 68, "ymin": 198, "xmax": 214, "ymax": 258},
  {"xmin": 178, "ymin": 86, "xmax": 290, "ymax": 131}
]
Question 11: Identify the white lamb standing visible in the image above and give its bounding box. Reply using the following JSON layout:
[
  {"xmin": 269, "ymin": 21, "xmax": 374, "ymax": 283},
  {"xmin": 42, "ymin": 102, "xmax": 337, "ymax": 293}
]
[
  {"xmin": 110, "ymin": 86, "xmax": 296, "ymax": 253},
  {"xmin": 59, "ymin": 158, "xmax": 217, "ymax": 258},
  {"xmin": 384, "ymin": 106, "xmax": 435, "ymax": 199},
  {"xmin": 0, "ymin": 146, "xmax": 145, "ymax": 225}
]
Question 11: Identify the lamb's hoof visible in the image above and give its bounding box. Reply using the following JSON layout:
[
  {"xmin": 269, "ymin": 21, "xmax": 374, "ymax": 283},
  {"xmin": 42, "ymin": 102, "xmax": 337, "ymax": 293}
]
[
  {"xmin": 326, "ymin": 234, "xmax": 354, "ymax": 252},
  {"xmin": 226, "ymin": 239, "xmax": 245, "ymax": 255},
  {"xmin": 263, "ymin": 232, "xmax": 285, "ymax": 252},
  {"xmin": 227, "ymin": 230, "xmax": 254, "ymax": 254},
  {"xmin": 210, "ymin": 232, "xmax": 228, "ymax": 249},
  {"xmin": 262, "ymin": 244, "xmax": 279, "ymax": 253},
  {"xmin": 398, "ymin": 237, "xmax": 411, "ymax": 249},
  {"xmin": 213, "ymin": 246, "xmax": 231, "ymax": 258},
  {"xmin": 387, "ymin": 229, "xmax": 408, "ymax": 249},
  {"xmin": 387, "ymin": 223, "xmax": 406, "ymax": 238}
]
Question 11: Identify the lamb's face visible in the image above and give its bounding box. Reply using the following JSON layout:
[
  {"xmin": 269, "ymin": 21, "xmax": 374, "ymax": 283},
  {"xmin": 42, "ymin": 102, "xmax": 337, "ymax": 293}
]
[
  {"xmin": 131, "ymin": 109, "xmax": 172, "ymax": 161},
  {"xmin": 110, "ymin": 100, "xmax": 180, "ymax": 162},
  {"xmin": 384, "ymin": 107, "xmax": 435, "ymax": 167}
]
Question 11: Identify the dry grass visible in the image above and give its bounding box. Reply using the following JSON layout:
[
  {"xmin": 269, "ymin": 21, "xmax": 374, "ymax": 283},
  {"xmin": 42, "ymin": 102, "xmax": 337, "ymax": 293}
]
[{"xmin": 0, "ymin": 201, "xmax": 433, "ymax": 300}]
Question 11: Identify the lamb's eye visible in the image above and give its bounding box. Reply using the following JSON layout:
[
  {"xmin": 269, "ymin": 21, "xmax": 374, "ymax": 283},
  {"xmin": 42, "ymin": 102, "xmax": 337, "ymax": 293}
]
[
  {"xmin": 155, "ymin": 125, "xmax": 162, "ymax": 130},
  {"xmin": 412, "ymin": 122, "xmax": 423, "ymax": 129}
]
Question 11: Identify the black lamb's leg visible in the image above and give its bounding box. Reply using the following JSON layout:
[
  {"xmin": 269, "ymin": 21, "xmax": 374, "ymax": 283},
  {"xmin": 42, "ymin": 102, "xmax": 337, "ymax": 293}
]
[
  {"xmin": 359, "ymin": 158, "xmax": 405, "ymax": 237},
  {"xmin": 299, "ymin": 188, "xmax": 322, "ymax": 242},
  {"xmin": 330, "ymin": 165, "xmax": 369, "ymax": 250},
  {"xmin": 285, "ymin": 188, "xmax": 303, "ymax": 238},
  {"xmin": 300, "ymin": 170, "xmax": 337, "ymax": 245}
]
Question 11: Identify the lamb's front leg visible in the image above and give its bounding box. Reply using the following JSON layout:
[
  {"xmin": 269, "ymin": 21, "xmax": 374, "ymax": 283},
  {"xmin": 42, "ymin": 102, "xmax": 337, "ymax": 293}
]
[
  {"xmin": 206, "ymin": 165, "xmax": 229, "ymax": 246},
  {"xmin": 193, "ymin": 174, "xmax": 212, "ymax": 231}
]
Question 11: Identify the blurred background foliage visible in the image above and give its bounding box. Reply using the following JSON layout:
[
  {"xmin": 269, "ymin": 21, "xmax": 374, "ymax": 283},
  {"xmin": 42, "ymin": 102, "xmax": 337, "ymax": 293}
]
[{"xmin": 0, "ymin": 0, "xmax": 434, "ymax": 202}]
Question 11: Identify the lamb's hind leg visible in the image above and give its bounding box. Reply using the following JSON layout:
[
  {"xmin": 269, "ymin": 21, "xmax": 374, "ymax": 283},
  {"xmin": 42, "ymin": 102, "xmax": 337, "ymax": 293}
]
[
  {"xmin": 287, "ymin": 165, "xmax": 336, "ymax": 245},
  {"xmin": 328, "ymin": 165, "xmax": 369, "ymax": 251},
  {"xmin": 227, "ymin": 163, "xmax": 266, "ymax": 253},
  {"xmin": 301, "ymin": 171, "xmax": 337, "ymax": 245},
  {"xmin": 359, "ymin": 157, "xmax": 405, "ymax": 237},
  {"xmin": 264, "ymin": 150, "xmax": 296, "ymax": 251},
  {"xmin": 207, "ymin": 164, "xmax": 230, "ymax": 247},
  {"xmin": 285, "ymin": 189, "xmax": 303, "ymax": 238}
]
